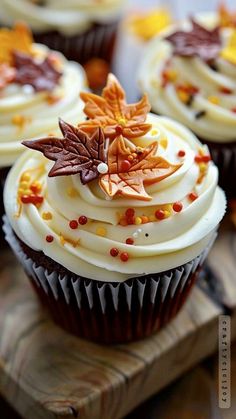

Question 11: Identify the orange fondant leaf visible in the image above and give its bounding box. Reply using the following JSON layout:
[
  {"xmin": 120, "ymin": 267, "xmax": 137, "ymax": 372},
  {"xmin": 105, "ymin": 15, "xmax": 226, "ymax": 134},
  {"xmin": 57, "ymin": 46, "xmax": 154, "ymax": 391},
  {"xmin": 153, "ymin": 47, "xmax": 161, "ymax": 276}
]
[
  {"xmin": 0, "ymin": 23, "xmax": 33, "ymax": 65},
  {"xmin": 0, "ymin": 63, "xmax": 16, "ymax": 89},
  {"xmin": 219, "ymin": 3, "xmax": 236, "ymax": 28},
  {"xmin": 79, "ymin": 73, "xmax": 151, "ymax": 139},
  {"xmin": 99, "ymin": 136, "xmax": 181, "ymax": 201}
]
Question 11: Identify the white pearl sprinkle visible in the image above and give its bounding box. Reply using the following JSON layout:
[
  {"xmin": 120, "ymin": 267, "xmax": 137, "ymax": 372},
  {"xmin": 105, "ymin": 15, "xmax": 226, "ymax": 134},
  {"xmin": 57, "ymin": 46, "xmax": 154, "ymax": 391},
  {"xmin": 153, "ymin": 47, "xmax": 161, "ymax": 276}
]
[
  {"xmin": 22, "ymin": 84, "xmax": 34, "ymax": 95},
  {"xmin": 133, "ymin": 232, "xmax": 138, "ymax": 238},
  {"xmin": 97, "ymin": 162, "xmax": 108, "ymax": 174}
]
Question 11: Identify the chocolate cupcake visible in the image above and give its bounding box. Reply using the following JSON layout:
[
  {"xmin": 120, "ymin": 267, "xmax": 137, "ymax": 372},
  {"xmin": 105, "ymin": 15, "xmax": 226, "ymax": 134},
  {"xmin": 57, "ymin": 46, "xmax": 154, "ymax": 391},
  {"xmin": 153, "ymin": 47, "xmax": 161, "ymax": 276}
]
[
  {"xmin": 4, "ymin": 74, "xmax": 226, "ymax": 343},
  {"xmin": 0, "ymin": 23, "xmax": 87, "ymax": 242},
  {"xmin": 0, "ymin": 0, "xmax": 125, "ymax": 65},
  {"xmin": 139, "ymin": 7, "xmax": 236, "ymax": 198}
]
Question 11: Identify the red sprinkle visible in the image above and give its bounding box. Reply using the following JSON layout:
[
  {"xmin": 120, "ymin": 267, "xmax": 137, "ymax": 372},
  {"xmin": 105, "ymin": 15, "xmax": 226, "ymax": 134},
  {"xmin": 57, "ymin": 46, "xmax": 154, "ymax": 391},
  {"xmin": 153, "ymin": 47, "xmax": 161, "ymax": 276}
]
[
  {"xmin": 194, "ymin": 155, "xmax": 202, "ymax": 163},
  {"xmin": 21, "ymin": 195, "xmax": 31, "ymax": 204},
  {"xmin": 120, "ymin": 160, "xmax": 131, "ymax": 172},
  {"xmin": 110, "ymin": 248, "xmax": 119, "ymax": 257},
  {"xmin": 126, "ymin": 237, "xmax": 134, "ymax": 245},
  {"xmin": 189, "ymin": 192, "xmax": 198, "ymax": 201},
  {"xmin": 32, "ymin": 195, "xmax": 44, "ymax": 204},
  {"xmin": 155, "ymin": 209, "xmax": 165, "ymax": 220},
  {"xmin": 173, "ymin": 202, "xmax": 183, "ymax": 212},
  {"xmin": 201, "ymin": 155, "xmax": 211, "ymax": 163},
  {"xmin": 125, "ymin": 208, "xmax": 135, "ymax": 218},
  {"xmin": 195, "ymin": 154, "xmax": 211, "ymax": 163},
  {"xmin": 120, "ymin": 252, "xmax": 129, "ymax": 262},
  {"xmin": 220, "ymin": 86, "xmax": 232, "ymax": 94},
  {"xmin": 127, "ymin": 216, "xmax": 135, "ymax": 225},
  {"xmin": 46, "ymin": 235, "xmax": 54, "ymax": 243},
  {"xmin": 78, "ymin": 216, "xmax": 88, "ymax": 225},
  {"xmin": 20, "ymin": 194, "xmax": 43, "ymax": 205},
  {"xmin": 232, "ymin": 108, "xmax": 236, "ymax": 113},
  {"xmin": 178, "ymin": 150, "xmax": 185, "ymax": 158},
  {"xmin": 69, "ymin": 220, "xmax": 78, "ymax": 229}
]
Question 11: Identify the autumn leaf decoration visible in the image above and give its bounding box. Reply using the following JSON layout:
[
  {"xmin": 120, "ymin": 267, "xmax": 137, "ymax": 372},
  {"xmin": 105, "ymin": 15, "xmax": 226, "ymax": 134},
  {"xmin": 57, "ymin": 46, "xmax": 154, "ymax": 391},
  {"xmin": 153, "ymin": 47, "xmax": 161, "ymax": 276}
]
[
  {"xmin": 0, "ymin": 23, "xmax": 33, "ymax": 65},
  {"xmin": 23, "ymin": 119, "xmax": 106, "ymax": 184},
  {"xmin": 78, "ymin": 74, "xmax": 152, "ymax": 139},
  {"xmin": 166, "ymin": 19, "xmax": 221, "ymax": 61},
  {"xmin": 99, "ymin": 136, "xmax": 181, "ymax": 201},
  {"xmin": 13, "ymin": 51, "xmax": 62, "ymax": 92},
  {"xmin": 22, "ymin": 74, "xmax": 182, "ymax": 201},
  {"xmin": 218, "ymin": 3, "xmax": 236, "ymax": 28},
  {"xmin": 0, "ymin": 23, "xmax": 61, "ymax": 91}
]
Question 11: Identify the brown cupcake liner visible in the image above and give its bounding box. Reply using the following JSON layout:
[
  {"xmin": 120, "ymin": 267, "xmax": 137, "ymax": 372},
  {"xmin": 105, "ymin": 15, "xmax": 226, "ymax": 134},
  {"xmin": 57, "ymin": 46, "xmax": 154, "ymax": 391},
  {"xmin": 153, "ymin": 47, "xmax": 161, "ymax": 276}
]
[
  {"xmin": 202, "ymin": 140, "xmax": 236, "ymax": 199},
  {"xmin": 0, "ymin": 167, "xmax": 10, "ymax": 246},
  {"xmin": 33, "ymin": 22, "xmax": 118, "ymax": 65},
  {"xmin": 3, "ymin": 216, "xmax": 216, "ymax": 344}
]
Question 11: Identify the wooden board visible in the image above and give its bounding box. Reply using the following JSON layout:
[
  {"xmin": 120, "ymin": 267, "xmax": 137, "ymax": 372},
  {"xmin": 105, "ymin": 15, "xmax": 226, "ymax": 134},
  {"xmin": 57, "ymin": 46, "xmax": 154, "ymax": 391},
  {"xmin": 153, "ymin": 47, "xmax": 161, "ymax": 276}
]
[{"xmin": 0, "ymin": 218, "xmax": 235, "ymax": 419}]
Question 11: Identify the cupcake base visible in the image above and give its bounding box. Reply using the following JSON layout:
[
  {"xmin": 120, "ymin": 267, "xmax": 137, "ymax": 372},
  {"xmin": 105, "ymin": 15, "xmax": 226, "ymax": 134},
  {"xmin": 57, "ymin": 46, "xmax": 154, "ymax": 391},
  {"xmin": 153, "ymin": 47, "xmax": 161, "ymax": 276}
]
[
  {"xmin": 33, "ymin": 22, "xmax": 118, "ymax": 65},
  {"xmin": 0, "ymin": 167, "xmax": 10, "ymax": 246},
  {"xmin": 3, "ymin": 216, "xmax": 215, "ymax": 344},
  {"xmin": 202, "ymin": 139, "xmax": 236, "ymax": 199}
]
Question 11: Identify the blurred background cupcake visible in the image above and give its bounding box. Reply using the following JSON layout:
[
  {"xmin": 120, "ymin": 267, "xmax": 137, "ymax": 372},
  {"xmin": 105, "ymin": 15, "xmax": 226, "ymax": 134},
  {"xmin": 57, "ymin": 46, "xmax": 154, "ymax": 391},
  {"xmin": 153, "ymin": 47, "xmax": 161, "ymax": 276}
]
[
  {"xmin": 138, "ymin": 4, "xmax": 236, "ymax": 198},
  {"xmin": 0, "ymin": 23, "xmax": 87, "ymax": 242},
  {"xmin": 114, "ymin": 6, "xmax": 173, "ymax": 101},
  {"xmin": 0, "ymin": 0, "xmax": 126, "ymax": 68},
  {"xmin": 3, "ymin": 74, "xmax": 226, "ymax": 343}
]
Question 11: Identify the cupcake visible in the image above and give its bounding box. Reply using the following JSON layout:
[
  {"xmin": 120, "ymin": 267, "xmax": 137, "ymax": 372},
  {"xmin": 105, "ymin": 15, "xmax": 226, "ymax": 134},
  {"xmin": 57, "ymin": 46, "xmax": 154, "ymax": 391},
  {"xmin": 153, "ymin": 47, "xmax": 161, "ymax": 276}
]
[
  {"xmin": 114, "ymin": 7, "xmax": 172, "ymax": 101},
  {"xmin": 0, "ymin": 0, "xmax": 125, "ymax": 65},
  {"xmin": 138, "ymin": 7, "xmax": 236, "ymax": 198},
  {"xmin": 0, "ymin": 23, "xmax": 87, "ymax": 241},
  {"xmin": 3, "ymin": 74, "xmax": 226, "ymax": 344}
]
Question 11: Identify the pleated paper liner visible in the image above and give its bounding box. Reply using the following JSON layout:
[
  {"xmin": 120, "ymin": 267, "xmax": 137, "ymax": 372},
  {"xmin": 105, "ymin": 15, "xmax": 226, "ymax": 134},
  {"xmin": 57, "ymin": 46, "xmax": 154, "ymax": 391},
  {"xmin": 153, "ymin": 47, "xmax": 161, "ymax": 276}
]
[
  {"xmin": 3, "ymin": 216, "xmax": 216, "ymax": 344},
  {"xmin": 0, "ymin": 167, "xmax": 10, "ymax": 246},
  {"xmin": 33, "ymin": 22, "xmax": 118, "ymax": 65},
  {"xmin": 202, "ymin": 139, "xmax": 236, "ymax": 200}
]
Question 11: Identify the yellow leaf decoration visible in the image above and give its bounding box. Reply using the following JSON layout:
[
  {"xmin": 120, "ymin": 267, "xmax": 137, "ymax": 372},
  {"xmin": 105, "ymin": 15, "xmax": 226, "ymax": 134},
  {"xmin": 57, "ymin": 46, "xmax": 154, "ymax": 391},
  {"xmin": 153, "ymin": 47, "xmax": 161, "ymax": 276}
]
[
  {"xmin": 79, "ymin": 73, "xmax": 152, "ymax": 140},
  {"xmin": 221, "ymin": 30, "xmax": 236, "ymax": 65},
  {"xmin": 129, "ymin": 9, "xmax": 172, "ymax": 41},
  {"xmin": 0, "ymin": 23, "xmax": 33, "ymax": 65},
  {"xmin": 99, "ymin": 136, "xmax": 182, "ymax": 201},
  {"xmin": 219, "ymin": 3, "xmax": 236, "ymax": 28}
]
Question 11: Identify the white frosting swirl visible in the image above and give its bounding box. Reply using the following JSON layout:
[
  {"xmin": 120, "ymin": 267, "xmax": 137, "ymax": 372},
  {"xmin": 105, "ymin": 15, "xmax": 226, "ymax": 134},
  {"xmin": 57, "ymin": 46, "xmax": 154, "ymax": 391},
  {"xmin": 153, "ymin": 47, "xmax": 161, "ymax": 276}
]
[
  {"xmin": 0, "ymin": 0, "xmax": 125, "ymax": 35},
  {"xmin": 0, "ymin": 43, "xmax": 87, "ymax": 168},
  {"xmin": 138, "ymin": 13, "xmax": 236, "ymax": 143},
  {"xmin": 4, "ymin": 114, "xmax": 226, "ymax": 282}
]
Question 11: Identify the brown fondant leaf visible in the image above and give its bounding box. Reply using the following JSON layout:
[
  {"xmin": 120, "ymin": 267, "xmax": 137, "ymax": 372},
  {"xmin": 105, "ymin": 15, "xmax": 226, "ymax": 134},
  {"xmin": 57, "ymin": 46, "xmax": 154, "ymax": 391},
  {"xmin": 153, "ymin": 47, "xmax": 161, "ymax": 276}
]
[
  {"xmin": 166, "ymin": 19, "xmax": 221, "ymax": 61},
  {"xmin": 13, "ymin": 51, "xmax": 62, "ymax": 92},
  {"xmin": 79, "ymin": 73, "xmax": 151, "ymax": 139},
  {"xmin": 219, "ymin": 3, "xmax": 236, "ymax": 28},
  {"xmin": 0, "ymin": 63, "xmax": 16, "ymax": 89},
  {"xmin": 99, "ymin": 136, "xmax": 181, "ymax": 201},
  {"xmin": 0, "ymin": 23, "xmax": 33, "ymax": 65},
  {"xmin": 22, "ymin": 119, "xmax": 106, "ymax": 184}
]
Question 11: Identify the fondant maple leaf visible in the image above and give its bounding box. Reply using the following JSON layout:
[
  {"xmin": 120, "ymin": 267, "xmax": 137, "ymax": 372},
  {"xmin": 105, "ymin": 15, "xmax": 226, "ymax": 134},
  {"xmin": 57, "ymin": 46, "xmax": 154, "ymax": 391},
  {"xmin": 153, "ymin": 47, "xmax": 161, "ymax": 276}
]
[
  {"xmin": 0, "ymin": 63, "xmax": 16, "ymax": 90},
  {"xmin": 79, "ymin": 73, "xmax": 151, "ymax": 139},
  {"xmin": 22, "ymin": 119, "xmax": 106, "ymax": 184},
  {"xmin": 166, "ymin": 19, "xmax": 221, "ymax": 61},
  {"xmin": 13, "ymin": 51, "xmax": 62, "ymax": 92},
  {"xmin": 99, "ymin": 136, "xmax": 181, "ymax": 201},
  {"xmin": 0, "ymin": 23, "xmax": 33, "ymax": 65},
  {"xmin": 219, "ymin": 3, "xmax": 236, "ymax": 28}
]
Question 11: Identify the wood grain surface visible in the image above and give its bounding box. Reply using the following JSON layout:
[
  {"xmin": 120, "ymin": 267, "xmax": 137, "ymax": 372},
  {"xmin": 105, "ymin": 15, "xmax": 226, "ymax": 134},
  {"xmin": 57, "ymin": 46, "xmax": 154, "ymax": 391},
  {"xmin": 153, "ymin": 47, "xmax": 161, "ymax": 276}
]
[{"xmin": 0, "ymin": 218, "xmax": 235, "ymax": 419}]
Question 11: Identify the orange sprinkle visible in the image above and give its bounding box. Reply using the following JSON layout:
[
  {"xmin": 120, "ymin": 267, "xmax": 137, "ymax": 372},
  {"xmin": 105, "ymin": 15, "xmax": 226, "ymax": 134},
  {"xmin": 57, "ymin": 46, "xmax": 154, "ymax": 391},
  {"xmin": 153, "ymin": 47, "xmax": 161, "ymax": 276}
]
[{"xmin": 141, "ymin": 215, "xmax": 149, "ymax": 224}]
